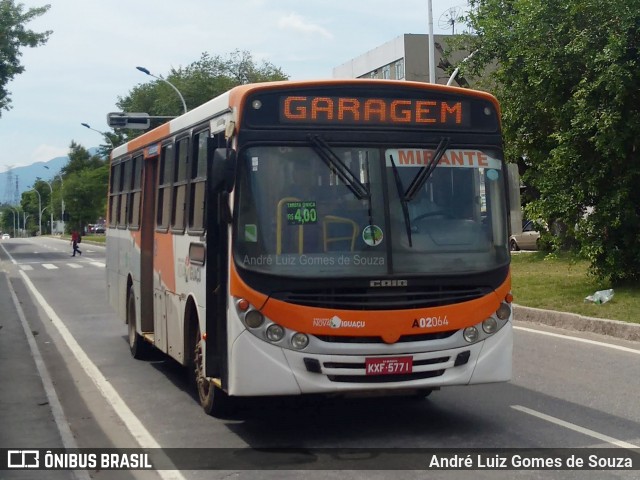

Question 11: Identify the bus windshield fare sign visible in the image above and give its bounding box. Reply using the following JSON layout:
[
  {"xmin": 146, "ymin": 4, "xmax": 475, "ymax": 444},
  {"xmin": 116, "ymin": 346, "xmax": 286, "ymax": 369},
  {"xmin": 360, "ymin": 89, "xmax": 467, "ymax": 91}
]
[{"xmin": 280, "ymin": 95, "xmax": 470, "ymax": 127}]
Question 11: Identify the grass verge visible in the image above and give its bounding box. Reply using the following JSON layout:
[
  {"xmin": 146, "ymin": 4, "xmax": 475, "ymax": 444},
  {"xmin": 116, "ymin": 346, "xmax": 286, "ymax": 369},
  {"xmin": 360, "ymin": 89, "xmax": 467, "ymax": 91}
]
[{"xmin": 510, "ymin": 251, "xmax": 638, "ymax": 324}]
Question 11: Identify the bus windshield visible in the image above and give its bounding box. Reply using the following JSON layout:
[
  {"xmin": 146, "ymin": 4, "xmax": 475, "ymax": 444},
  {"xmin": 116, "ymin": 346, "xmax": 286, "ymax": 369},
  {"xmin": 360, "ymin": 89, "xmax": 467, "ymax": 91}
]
[{"xmin": 235, "ymin": 143, "xmax": 509, "ymax": 278}]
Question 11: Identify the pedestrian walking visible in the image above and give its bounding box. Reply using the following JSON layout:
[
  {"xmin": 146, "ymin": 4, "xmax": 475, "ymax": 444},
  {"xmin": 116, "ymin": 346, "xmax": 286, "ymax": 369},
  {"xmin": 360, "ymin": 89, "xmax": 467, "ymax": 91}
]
[{"xmin": 71, "ymin": 230, "xmax": 82, "ymax": 257}]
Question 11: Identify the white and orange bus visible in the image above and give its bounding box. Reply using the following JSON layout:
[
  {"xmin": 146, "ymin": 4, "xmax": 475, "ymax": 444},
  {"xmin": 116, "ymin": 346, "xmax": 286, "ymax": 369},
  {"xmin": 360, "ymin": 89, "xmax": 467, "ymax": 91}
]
[{"xmin": 106, "ymin": 80, "xmax": 512, "ymax": 416}]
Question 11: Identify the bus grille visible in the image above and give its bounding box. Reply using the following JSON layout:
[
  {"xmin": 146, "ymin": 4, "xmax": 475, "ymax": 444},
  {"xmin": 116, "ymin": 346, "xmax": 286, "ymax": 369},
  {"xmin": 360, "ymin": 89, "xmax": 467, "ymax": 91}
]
[
  {"xmin": 304, "ymin": 352, "xmax": 469, "ymax": 384},
  {"xmin": 271, "ymin": 286, "xmax": 488, "ymax": 310},
  {"xmin": 328, "ymin": 370, "xmax": 445, "ymax": 383},
  {"xmin": 313, "ymin": 330, "xmax": 456, "ymax": 344}
]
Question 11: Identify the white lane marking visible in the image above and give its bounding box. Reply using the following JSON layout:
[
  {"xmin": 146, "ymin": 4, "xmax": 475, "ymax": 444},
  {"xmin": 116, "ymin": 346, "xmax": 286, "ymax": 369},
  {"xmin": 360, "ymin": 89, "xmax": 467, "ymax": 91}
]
[
  {"xmin": 5, "ymin": 255, "xmax": 185, "ymax": 480},
  {"xmin": 67, "ymin": 263, "xmax": 83, "ymax": 269},
  {"xmin": 89, "ymin": 261, "xmax": 106, "ymax": 268},
  {"xmin": 7, "ymin": 275, "xmax": 91, "ymax": 480},
  {"xmin": 42, "ymin": 263, "xmax": 58, "ymax": 270},
  {"xmin": 19, "ymin": 271, "xmax": 186, "ymax": 480},
  {"xmin": 514, "ymin": 326, "xmax": 640, "ymax": 355},
  {"xmin": 512, "ymin": 405, "xmax": 639, "ymax": 449},
  {"xmin": 20, "ymin": 265, "xmax": 34, "ymax": 271}
]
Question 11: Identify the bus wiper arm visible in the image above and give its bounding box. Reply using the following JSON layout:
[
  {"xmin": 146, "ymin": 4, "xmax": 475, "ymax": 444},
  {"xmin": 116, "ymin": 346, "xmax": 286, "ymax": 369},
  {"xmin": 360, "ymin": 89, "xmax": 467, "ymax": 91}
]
[
  {"xmin": 389, "ymin": 154, "xmax": 412, "ymax": 247},
  {"xmin": 404, "ymin": 137, "xmax": 451, "ymax": 202},
  {"xmin": 308, "ymin": 135, "xmax": 369, "ymax": 200}
]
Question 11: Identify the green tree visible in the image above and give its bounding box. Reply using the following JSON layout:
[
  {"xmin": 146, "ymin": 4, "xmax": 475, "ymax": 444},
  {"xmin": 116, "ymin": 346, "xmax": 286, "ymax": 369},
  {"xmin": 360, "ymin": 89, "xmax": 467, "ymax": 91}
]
[
  {"xmin": 0, "ymin": 0, "xmax": 51, "ymax": 115},
  {"xmin": 63, "ymin": 141, "xmax": 105, "ymax": 175},
  {"xmin": 0, "ymin": 203, "xmax": 21, "ymax": 235},
  {"xmin": 117, "ymin": 50, "xmax": 288, "ymax": 138},
  {"xmin": 64, "ymin": 165, "xmax": 109, "ymax": 231},
  {"xmin": 60, "ymin": 141, "xmax": 108, "ymax": 231},
  {"xmin": 458, "ymin": 0, "xmax": 640, "ymax": 283},
  {"xmin": 20, "ymin": 189, "xmax": 40, "ymax": 234},
  {"xmin": 25, "ymin": 178, "xmax": 53, "ymax": 233}
]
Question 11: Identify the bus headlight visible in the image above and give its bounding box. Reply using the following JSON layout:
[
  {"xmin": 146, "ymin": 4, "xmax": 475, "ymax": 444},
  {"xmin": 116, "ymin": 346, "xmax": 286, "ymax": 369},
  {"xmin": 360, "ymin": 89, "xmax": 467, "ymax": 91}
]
[
  {"xmin": 291, "ymin": 332, "xmax": 309, "ymax": 350},
  {"xmin": 496, "ymin": 302, "xmax": 511, "ymax": 320},
  {"xmin": 482, "ymin": 317, "xmax": 498, "ymax": 334},
  {"xmin": 463, "ymin": 326, "xmax": 479, "ymax": 343},
  {"xmin": 266, "ymin": 324, "xmax": 285, "ymax": 342},
  {"xmin": 244, "ymin": 310, "xmax": 264, "ymax": 328}
]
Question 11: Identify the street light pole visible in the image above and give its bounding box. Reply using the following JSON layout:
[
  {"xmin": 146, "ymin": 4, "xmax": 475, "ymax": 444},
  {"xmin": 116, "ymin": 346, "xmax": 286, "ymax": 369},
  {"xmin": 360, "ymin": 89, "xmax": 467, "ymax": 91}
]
[
  {"xmin": 29, "ymin": 188, "xmax": 42, "ymax": 236},
  {"xmin": 81, "ymin": 123, "xmax": 115, "ymax": 149},
  {"xmin": 447, "ymin": 50, "xmax": 479, "ymax": 86},
  {"xmin": 44, "ymin": 166, "xmax": 65, "ymax": 234},
  {"xmin": 23, "ymin": 212, "xmax": 30, "ymax": 237},
  {"xmin": 9, "ymin": 207, "xmax": 19, "ymax": 238},
  {"xmin": 427, "ymin": 0, "xmax": 436, "ymax": 83},
  {"xmin": 136, "ymin": 66, "xmax": 188, "ymax": 115},
  {"xmin": 42, "ymin": 180, "xmax": 54, "ymax": 234}
]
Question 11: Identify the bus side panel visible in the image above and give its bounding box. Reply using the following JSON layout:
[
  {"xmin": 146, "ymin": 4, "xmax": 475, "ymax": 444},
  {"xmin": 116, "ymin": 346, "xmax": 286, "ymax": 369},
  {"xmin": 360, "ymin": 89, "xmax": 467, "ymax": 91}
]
[
  {"xmin": 153, "ymin": 230, "xmax": 174, "ymax": 355},
  {"xmin": 106, "ymin": 230, "xmax": 134, "ymax": 323},
  {"xmin": 166, "ymin": 234, "xmax": 206, "ymax": 364},
  {"xmin": 106, "ymin": 230, "xmax": 123, "ymax": 321}
]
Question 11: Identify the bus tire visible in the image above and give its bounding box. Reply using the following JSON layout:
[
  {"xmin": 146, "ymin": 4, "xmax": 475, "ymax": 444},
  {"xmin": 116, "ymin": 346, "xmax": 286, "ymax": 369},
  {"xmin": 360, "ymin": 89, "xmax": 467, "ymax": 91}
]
[
  {"xmin": 192, "ymin": 325, "xmax": 234, "ymax": 417},
  {"xmin": 127, "ymin": 286, "xmax": 150, "ymax": 359},
  {"xmin": 407, "ymin": 389, "xmax": 434, "ymax": 401}
]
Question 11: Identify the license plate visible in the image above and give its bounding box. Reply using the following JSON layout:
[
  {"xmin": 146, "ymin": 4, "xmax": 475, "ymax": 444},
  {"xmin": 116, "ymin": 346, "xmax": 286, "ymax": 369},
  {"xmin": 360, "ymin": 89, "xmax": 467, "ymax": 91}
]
[{"xmin": 365, "ymin": 356, "xmax": 413, "ymax": 375}]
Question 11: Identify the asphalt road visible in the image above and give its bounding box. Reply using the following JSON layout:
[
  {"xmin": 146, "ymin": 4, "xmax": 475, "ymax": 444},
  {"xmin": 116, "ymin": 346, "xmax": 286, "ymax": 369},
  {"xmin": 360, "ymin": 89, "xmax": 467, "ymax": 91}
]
[{"xmin": 1, "ymin": 236, "xmax": 639, "ymax": 480}]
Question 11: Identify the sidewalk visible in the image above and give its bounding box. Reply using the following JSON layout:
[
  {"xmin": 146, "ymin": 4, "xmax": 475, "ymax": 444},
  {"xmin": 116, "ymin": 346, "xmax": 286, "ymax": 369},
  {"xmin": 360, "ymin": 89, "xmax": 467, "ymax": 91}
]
[
  {"xmin": 514, "ymin": 304, "xmax": 640, "ymax": 342},
  {"xmin": 0, "ymin": 273, "xmax": 66, "ymax": 449},
  {"xmin": 0, "ymin": 270, "xmax": 79, "ymax": 479}
]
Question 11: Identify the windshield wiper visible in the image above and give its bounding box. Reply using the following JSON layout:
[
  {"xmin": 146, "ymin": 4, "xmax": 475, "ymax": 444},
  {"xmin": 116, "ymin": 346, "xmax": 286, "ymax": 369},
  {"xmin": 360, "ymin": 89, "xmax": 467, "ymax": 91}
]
[
  {"xmin": 404, "ymin": 137, "xmax": 451, "ymax": 201},
  {"xmin": 389, "ymin": 154, "xmax": 413, "ymax": 247},
  {"xmin": 309, "ymin": 135, "xmax": 377, "ymax": 238},
  {"xmin": 308, "ymin": 135, "xmax": 369, "ymax": 200}
]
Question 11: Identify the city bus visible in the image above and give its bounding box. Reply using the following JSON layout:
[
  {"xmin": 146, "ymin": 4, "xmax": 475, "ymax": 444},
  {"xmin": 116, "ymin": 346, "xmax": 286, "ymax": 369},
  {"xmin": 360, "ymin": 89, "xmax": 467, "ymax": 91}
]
[{"xmin": 106, "ymin": 79, "xmax": 512, "ymax": 416}]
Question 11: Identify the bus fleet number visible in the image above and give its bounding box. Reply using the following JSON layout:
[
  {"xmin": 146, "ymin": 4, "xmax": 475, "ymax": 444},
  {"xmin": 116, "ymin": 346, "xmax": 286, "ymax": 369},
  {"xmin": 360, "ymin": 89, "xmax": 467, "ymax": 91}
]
[{"xmin": 412, "ymin": 316, "xmax": 449, "ymax": 329}]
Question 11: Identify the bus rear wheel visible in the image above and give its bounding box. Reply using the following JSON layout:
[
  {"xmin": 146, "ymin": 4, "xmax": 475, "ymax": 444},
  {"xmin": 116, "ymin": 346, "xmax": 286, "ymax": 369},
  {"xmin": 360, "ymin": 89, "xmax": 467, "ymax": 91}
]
[{"xmin": 192, "ymin": 326, "xmax": 233, "ymax": 417}]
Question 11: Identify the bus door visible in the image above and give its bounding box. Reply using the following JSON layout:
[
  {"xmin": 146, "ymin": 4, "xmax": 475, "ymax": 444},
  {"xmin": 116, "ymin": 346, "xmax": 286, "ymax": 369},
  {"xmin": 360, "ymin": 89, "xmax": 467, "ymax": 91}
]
[
  {"xmin": 139, "ymin": 150, "xmax": 157, "ymax": 337},
  {"xmin": 205, "ymin": 136, "xmax": 233, "ymax": 380},
  {"xmin": 152, "ymin": 143, "xmax": 175, "ymax": 353}
]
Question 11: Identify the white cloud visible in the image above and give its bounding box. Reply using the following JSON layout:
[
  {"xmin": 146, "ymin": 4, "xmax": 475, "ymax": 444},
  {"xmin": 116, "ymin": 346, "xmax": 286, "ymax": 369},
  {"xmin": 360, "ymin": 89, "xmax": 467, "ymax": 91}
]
[
  {"xmin": 277, "ymin": 13, "xmax": 333, "ymax": 40},
  {"xmin": 0, "ymin": 0, "xmax": 464, "ymax": 172},
  {"xmin": 30, "ymin": 145, "xmax": 69, "ymax": 163}
]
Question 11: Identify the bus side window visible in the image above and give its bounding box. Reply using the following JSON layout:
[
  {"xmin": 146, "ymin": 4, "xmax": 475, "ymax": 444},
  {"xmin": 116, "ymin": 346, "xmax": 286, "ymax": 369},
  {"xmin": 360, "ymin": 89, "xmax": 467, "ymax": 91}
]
[
  {"xmin": 128, "ymin": 154, "xmax": 143, "ymax": 229},
  {"xmin": 157, "ymin": 143, "xmax": 174, "ymax": 230},
  {"xmin": 172, "ymin": 137, "xmax": 189, "ymax": 232},
  {"xmin": 118, "ymin": 158, "xmax": 132, "ymax": 228},
  {"xmin": 109, "ymin": 161, "xmax": 122, "ymax": 227},
  {"xmin": 189, "ymin": 130, "xmax": 208, "ymax": 233}
]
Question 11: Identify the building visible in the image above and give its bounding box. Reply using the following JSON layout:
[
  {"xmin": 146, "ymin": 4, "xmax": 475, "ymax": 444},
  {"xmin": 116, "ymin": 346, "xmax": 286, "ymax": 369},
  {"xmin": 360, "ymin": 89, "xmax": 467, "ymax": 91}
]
[
  {"xmin": 332, "ymin": 34, "xmax": 472, "ymax": 86},
  {"xmin": 333, "ymin": 33, "xmax": 523, "ymax": 236}
]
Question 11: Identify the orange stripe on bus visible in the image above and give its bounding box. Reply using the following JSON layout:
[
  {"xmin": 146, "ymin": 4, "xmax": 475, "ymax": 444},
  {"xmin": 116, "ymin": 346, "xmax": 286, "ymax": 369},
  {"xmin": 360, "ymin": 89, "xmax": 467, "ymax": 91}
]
[
  {"xmin": 229, "ymin": 262, "xmax": 269, "ymax": 310},
  {"xmin": 154, "ymin": 232, "xmax": 176, "ymax": 292},
  {"xmin": 231, "ymin": 261, "xmax": 511, "ymax": 344},
  {"xmin": 127, "ymin": 123, "xmax": 171, "ymax": 153}
]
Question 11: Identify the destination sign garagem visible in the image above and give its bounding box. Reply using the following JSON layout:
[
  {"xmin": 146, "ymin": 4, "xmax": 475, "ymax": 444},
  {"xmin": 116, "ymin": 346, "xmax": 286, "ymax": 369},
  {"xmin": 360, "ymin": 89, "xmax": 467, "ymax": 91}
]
[{"xmin": 280, "ymin": 96, "xmax": 470, "ymax": 127}]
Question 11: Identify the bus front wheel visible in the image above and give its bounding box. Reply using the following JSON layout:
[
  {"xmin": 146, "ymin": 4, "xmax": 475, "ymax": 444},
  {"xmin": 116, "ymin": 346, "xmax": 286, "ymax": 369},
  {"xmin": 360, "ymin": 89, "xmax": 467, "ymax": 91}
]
[{"xmin": 192, "ymin": 326, "xmax": 233, "ymax": 417}]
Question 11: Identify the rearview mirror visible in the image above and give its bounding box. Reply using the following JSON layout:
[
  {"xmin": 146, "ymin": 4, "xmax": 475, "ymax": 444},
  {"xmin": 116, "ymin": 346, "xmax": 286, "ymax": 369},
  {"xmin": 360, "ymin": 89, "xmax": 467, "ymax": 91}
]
[{"xmin": 210, "ymin": 147, "xmax": 236, "ymax": 193}]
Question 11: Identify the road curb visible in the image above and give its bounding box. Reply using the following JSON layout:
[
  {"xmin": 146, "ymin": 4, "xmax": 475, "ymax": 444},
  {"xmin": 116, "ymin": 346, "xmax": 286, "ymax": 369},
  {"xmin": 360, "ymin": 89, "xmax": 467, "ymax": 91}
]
[{"xmin": 513, "ymin": 304, "xmax": 640, "ymax": 342}]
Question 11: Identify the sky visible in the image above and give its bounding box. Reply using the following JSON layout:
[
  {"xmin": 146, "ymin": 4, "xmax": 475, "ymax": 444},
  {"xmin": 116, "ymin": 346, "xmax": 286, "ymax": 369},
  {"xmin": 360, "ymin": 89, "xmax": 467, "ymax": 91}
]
[{"xmin": 1, "ymin": 0, "xmax": 465, "ymax": 174}]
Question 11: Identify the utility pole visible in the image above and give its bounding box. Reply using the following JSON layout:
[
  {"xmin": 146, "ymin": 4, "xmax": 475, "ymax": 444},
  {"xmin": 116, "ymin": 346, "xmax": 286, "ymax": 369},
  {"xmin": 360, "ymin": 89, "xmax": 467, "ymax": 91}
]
[{"xmin": 427, "ymin": 0, "xmax": 436, "ymax": 83}]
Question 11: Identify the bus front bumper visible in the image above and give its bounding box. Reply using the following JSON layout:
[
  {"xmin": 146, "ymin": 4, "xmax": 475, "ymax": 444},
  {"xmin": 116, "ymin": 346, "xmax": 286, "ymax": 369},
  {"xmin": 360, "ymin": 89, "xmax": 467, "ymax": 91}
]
[{"xmin": 227, "ymin": 322, "xmax": 512, "ymax": 397}]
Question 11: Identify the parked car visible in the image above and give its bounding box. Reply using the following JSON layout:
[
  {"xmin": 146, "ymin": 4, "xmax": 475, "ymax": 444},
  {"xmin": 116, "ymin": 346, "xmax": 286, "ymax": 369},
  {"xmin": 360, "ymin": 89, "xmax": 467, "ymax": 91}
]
[
  {"xmin": 87, "ymin": 224, "xmax": 106, "ymax": 234},
  {"xmin": 509, "ymin": 220, "xmax": 540, "ymax": 251},
  {"xmin": 1, "ymin": 233, "xmax": 10, "ymax": 240}
]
